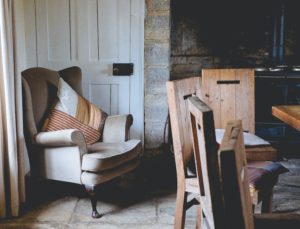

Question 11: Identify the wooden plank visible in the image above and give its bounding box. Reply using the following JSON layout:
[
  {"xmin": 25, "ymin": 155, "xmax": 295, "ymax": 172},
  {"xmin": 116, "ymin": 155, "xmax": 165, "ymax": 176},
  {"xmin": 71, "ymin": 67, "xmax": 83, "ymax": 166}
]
[
  {"xmin": 235, "ymin": 69, "xmax": 255, "ymax": 133},
  {"xmin": 246, "ymin": 146, "xmax": 277, "ymax": 161},
  {"xmin": 219, "ymin": 120, "xmax": 255, "ymax": 229},
  {"xmin": 166, "ymin": 77, "xmax": 202, "ymax": 229},
  {"xmin": 247, "ymin": 69, "xmax": 255, "ymax": 133},
  {"xmin": 220, "ymin": 69, "xmax": 236, "ymax": 128},
  {"xmin": 188, "ymin": 96, "xmax": 224, "ymax": 229},
  {"xmin": 202, "ymin": 69, "xmax": 221, "ymax": 128},
  {"xmin": 202, "ymin": 68, "xmax": 255, "ymax": 133},
  {"xmin": 167, "ymin": 77, "xmax": 202, "ymax": 169},
  {"xmin": 272, "ymin": 105, "xmax": 300, "ymax": 132}
]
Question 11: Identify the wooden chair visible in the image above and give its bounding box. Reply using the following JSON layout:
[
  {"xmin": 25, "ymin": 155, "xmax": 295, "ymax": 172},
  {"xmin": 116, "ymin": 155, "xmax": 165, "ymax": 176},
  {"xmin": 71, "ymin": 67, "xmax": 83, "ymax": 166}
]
[
  {"xmin": 167, "ymin": 78, "xmax": 281, "ymax": 228},
  {"xmin": 188, "ymin": 97, "xmax": 287, "ymax": 228},
  {"xmin": 166, "ymin": 77, "xmax": 202, "ymax": 229},
  {"xmin": 202, "ymin": 68, "xmax": 277, "ymax": 161},
  {"xmin": 218, "ymin": 120, "xmax": 300, "ymax": 229}
]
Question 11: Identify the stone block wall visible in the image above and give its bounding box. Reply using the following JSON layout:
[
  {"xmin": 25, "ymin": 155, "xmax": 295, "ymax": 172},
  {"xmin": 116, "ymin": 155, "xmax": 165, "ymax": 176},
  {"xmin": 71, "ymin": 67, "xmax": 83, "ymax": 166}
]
[
  {"xmin": 144, "ymin": 0, "xmax": 171, "ymax": 156},
  {"xmin": 170, "ymin": 0, "xmax": 300, "ymax": 80}
]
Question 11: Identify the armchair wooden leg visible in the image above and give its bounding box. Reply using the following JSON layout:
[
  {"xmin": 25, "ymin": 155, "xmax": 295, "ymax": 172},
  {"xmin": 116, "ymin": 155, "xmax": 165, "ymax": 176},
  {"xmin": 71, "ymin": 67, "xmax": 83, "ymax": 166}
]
[
  {"xmin": 174, "ymin": 188, "xmax": 187, "ymax": 229},
  {"xmin": 84, "ymin": 185, "xmax": 102, "ymax": 218}
]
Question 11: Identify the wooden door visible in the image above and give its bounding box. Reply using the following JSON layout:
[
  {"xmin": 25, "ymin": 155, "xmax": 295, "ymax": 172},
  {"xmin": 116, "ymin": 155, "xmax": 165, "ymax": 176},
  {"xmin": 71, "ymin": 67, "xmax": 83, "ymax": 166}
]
[{"xmin": 23, "ymin": 0, "xmax": 144, "ymax": 139}]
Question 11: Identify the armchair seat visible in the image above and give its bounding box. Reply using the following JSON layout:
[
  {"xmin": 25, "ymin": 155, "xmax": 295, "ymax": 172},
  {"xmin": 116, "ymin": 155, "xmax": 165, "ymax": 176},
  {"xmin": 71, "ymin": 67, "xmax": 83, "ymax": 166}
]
[
  {"xmin": 82, "ymin": 140, "xmax": 142, "ymax": 172},
  {"xmin": 81, "ymin": 157, "xmax": 140, "ymax": 187}
]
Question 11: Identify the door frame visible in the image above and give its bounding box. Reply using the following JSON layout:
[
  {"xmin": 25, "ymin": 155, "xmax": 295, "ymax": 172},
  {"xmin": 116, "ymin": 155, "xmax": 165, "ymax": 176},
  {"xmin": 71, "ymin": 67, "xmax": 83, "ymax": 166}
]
[{"xmin": 129, "ymin": 0, "xmax": 145, "ymax": 142}]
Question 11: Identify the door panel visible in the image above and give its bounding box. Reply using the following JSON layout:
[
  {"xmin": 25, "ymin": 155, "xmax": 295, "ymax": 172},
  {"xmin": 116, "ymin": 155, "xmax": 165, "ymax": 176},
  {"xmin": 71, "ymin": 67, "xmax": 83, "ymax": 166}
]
[
  {"xmin": 35, "ymin": 0, "xmax": 129, "ymax": 114},
  {"xmin": 25, "ymin": 0, "xmax": 143, "ymax": 140}
]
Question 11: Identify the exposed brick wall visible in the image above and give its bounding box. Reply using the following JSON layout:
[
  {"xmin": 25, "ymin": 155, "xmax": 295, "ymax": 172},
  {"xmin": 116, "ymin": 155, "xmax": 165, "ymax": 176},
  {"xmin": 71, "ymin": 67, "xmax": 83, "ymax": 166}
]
[{"xmin": 144, "ymin": 0, "xmax": 170, "ymax": 156}]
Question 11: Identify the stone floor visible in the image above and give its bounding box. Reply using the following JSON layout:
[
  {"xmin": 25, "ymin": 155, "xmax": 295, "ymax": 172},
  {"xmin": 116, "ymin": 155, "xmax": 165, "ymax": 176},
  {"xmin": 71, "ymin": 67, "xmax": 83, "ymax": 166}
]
[{"xmin": 0, "ymin": 155, "xmax": 300, "ymax": 229}]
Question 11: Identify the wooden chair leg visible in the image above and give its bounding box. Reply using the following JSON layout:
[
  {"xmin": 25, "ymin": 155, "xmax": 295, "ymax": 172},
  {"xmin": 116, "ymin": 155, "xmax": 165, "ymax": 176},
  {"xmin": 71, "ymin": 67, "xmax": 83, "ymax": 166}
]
[
  {"xmin": 174, "ymin": 188, "xmax": 187, "ymax": 229},
  {"xmin": 84, "ymin": 185, "xmax": 102, "ymax": 218},
  {"xmin": 261, "ymin": 189, "xmax": 273, "ymax": 213},
  {"xmin": 196, "ymin": 205, "xmax": 202, "ymax": 229}
]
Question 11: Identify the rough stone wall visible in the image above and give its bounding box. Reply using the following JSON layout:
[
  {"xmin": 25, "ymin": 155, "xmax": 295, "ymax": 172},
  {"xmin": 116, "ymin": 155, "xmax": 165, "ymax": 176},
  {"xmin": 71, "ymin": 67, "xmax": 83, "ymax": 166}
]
[
  {"xmin": 170, "ymin": 0, "xmax": 300, "ymax": 80},
  {"xmin": 144, "ymin": 0, "xmax": 170, "ymax": 156}
]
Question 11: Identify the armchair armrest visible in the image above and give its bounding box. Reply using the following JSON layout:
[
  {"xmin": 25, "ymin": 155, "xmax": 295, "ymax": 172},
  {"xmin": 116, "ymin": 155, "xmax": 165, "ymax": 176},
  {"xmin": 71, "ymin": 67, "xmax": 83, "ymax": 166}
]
[
  {"xmin": 102, "ymin": 114, "xmax": 133, "ymax": 142},
  {"xmin": 35, "ymin": 129, "xmax": 87, "ymax": 149},
  {"xmin": 254, "ymin": 213, "xmax": 300, "ymax": 229}
]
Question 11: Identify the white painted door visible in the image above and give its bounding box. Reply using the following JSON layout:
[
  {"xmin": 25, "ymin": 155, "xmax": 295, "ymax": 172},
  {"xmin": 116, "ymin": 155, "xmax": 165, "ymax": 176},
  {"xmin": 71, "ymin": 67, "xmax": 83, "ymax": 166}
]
[{"xmin": 24, "ymin": 0, "xmax": 144, "ymax": 140}]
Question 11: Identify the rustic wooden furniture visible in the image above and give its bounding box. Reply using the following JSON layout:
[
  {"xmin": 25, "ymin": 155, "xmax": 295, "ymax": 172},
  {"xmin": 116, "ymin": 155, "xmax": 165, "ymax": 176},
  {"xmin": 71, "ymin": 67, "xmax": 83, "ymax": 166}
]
[
  {"xmin": 188, "ymin": 97, "xmax": 282, "ymax": 227},
  {"xmin": 166, "ymin": 77, "xmax": 202, "ymax": 229},
  {"xmin": 217, "ymin": 120, "xmax": 300, "ymax": 229},
  {"xmin": 202, "ymin": 68, "xmax": 278, "ymax": 161},
  {"xmin": 166, "ymin": 77, "xmax": 281, "ymax": 228},
  {"xmin": 272, "ymin": 105, "xmax": 300, "ymax": 131},
  {"xmin": 188, "ymin": 96, "xmax": 222, "ymax": 228}
]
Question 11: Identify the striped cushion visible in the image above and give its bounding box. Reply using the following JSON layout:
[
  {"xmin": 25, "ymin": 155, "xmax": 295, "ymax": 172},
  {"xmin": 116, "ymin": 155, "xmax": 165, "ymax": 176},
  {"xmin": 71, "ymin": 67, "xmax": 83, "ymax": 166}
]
[{"xmin": 43, "ymin": 78, "xmax": 107, "ymax": 144}]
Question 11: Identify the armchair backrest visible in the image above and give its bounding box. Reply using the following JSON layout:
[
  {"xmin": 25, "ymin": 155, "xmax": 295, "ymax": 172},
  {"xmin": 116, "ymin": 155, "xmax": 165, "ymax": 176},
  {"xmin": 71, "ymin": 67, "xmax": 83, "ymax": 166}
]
[{"xmin": 22, "ymin": 66, "xmax": 83, "ymax": 144}]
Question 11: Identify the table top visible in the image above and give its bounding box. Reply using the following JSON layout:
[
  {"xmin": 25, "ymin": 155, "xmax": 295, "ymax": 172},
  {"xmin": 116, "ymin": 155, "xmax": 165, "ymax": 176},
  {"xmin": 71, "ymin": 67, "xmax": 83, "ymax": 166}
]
[{"xmin": 272, "ymin": 105, "xmax": 300, "ymax": 131}]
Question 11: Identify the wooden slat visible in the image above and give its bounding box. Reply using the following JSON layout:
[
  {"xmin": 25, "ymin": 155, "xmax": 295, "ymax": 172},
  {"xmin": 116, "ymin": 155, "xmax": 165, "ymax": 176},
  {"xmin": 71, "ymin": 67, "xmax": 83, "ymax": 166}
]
[
  {"xmin": 219, "ymin": 120, "xmax": 255, "ymax": 229},
  {"xmin": 246, "ymin": 146, "xmax": 277, "ymax": 161},
  {"xmin": 235, "ymin": 69, "xmax": 255, "ymax": 133},
  {"xmin": 202, "ymin": 69, "xmax": 222, "ymax": 128},
  {"xmin": 188, "ymin": 96, "xmax": 224, "ymax": 229},
  {"xmin": 202, "ymin": 68, "xmax": 255, "ymax": 133},
  {"xmin": 220, "ymin": 69, "xmax": 236, "ymax": 127},
  {"xmin": 166, "ymin": 77, "xmax": 202, "ymax": 229},
  {"xmin": 166, "ymin": 77, "xmax": 202, "ymax": 171}
]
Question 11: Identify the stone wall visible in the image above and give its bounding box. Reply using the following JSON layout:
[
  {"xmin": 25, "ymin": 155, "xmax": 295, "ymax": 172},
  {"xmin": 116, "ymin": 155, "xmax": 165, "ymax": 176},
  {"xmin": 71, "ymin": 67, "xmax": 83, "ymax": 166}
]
[
  {"xmin": 144, "ymin": 0, "xmax": 171, "ymax": 156},
  {"xmin": 143, "ymin": 0, "xmax": 300, "ymax": 156},
  {"xmin": 170, "ymin": 0, "xmax": 300, "ymax": 80}
]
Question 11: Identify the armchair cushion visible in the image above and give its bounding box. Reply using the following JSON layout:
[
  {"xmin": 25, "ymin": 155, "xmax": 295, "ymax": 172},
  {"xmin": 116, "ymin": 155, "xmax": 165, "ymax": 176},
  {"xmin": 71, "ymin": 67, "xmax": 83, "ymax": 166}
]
[
  {"xmin": 82, "ymin": 139, "xmax": 142, "ymax": 172},
  {"xmin": 43, "ymin": 78, "xmax": 107, "ymax": 144}
]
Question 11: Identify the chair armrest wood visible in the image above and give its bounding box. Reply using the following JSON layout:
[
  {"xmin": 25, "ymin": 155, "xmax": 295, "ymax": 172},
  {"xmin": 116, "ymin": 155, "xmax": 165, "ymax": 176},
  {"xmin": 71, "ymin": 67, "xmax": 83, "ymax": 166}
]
[
  {"xmin": 35, "ymin": 129, "xmax": 87, "ymax": 149},
  {"xmin": 254, "ymin": 213, "xmax": 300, "ymax": 229},
  {"xmin": 102, "ymin": 114, "xmax": 133, "ymax": 142}
]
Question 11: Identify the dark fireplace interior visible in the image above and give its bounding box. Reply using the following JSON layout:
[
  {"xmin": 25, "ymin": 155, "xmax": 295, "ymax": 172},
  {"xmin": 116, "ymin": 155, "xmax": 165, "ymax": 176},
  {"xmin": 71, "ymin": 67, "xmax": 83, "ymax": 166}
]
[{"xmin": 171, "ymin": 0, "xmax": 300, "ymax": 154}]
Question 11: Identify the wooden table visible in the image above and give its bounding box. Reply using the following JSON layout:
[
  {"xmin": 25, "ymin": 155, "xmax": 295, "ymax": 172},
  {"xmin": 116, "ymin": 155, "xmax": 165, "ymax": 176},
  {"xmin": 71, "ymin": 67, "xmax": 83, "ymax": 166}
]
[{"xmin": 272, "ymin": 105, "xmax": 300, "ymax": 131}]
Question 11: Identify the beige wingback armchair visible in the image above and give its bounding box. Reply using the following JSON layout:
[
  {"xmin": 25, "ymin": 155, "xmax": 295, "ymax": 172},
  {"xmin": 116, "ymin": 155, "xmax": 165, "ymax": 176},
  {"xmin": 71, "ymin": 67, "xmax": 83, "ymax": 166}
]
[{"xmin": 22, "ymin": 66, "xmax": 142, "ymax": 218}]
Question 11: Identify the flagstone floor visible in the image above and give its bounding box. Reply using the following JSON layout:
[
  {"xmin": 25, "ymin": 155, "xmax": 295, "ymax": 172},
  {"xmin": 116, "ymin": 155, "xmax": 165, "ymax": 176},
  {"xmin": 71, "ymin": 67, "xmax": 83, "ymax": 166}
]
[{"xmin": 0, "ymin": 156, "xmax": 300, "ymax": 229}]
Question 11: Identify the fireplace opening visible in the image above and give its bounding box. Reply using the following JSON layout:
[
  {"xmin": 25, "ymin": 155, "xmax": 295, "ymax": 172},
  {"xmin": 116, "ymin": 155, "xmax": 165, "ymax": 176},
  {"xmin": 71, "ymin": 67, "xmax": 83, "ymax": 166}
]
[
  {"xmin": 171, "ymin": 0, "xmax": 300, "ymax": 154},
  {"xmin": 171, "ymin": 0, "xmax": 300, "ymax": 79}
]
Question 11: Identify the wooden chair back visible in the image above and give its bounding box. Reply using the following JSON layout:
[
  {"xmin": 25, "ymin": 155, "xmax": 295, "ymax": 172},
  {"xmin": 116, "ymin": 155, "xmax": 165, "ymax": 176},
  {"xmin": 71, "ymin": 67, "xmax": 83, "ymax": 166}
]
[
  {"xmin": 166, "ymin": 77, "xmax": 202, "ymax": 178},
  {"xmin": 188, "ymin": 96, "xmax": 224, "ymax": 228},
  {"xmin": 219, "ymin": 120, "xmax": 255, "ymax": 229},
  {"xmin": 202, "ymin": 69, "xmax": 255, "ymax": 133}
]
